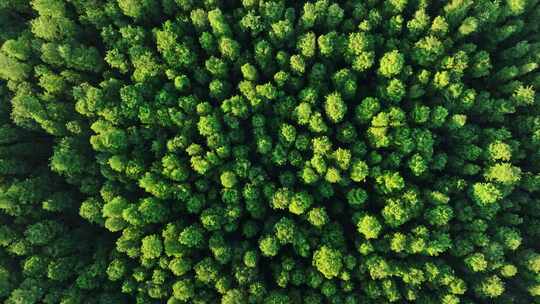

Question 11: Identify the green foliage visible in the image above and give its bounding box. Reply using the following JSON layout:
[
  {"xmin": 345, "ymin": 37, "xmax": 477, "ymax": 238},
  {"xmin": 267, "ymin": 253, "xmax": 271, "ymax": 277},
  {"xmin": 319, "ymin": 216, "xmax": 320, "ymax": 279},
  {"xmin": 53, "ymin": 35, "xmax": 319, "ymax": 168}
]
[
  {"xmin": 0, "ymin": 0, "xmax": 539, "ymax": 303},
  {"xmin": 378, "ymin": 50, "xmax": 404, "ymax": 78},
  {"xmin": 140, "ymin": 234, "xmax": 163, "ymax": 259},
  {"xmin": 312, "ymin": 246, "xmax": 343, "ymax": 279},
  {"xmin": 357, "ymin": 214, "xmax": 382, "ymax": 239}
]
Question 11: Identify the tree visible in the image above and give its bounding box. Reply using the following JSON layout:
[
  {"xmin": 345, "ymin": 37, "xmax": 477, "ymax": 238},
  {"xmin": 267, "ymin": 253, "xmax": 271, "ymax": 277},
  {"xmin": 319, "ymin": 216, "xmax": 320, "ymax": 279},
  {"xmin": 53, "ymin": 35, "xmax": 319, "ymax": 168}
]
[
  {"xmin": 378, "ymin": 50, "xmax": 404, "ymax": 78},
  {"xmin": 357, "ymin": 214, "xmax": 382, "ymax": 239},
  {"xmin": 312, "ymin": 246, "xmax": 342, "ymax": 279}
]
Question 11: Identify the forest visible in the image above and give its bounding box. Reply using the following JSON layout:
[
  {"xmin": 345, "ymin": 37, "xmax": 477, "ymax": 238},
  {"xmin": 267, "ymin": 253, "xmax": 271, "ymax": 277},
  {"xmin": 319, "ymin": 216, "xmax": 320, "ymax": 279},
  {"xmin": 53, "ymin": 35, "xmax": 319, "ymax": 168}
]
[{"xmin": 0, "ymin": 0, "xmax": 539, "ymax": 303}]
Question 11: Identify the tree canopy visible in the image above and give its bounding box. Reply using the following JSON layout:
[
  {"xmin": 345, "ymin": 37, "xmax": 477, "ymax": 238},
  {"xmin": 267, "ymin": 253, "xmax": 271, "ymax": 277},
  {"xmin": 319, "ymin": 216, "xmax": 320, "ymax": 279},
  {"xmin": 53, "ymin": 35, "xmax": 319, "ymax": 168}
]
[{"xmin": 0, "ymin": 0, "xmax": 540, "ymax": 303}]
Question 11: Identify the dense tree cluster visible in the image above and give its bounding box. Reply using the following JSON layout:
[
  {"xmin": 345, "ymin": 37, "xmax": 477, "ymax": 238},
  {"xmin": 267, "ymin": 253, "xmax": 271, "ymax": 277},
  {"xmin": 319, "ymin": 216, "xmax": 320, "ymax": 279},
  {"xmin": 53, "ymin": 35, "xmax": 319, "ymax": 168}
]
[{"xmin": 1, "ymin": 0, "xmax": 540, "ymax": 303}]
